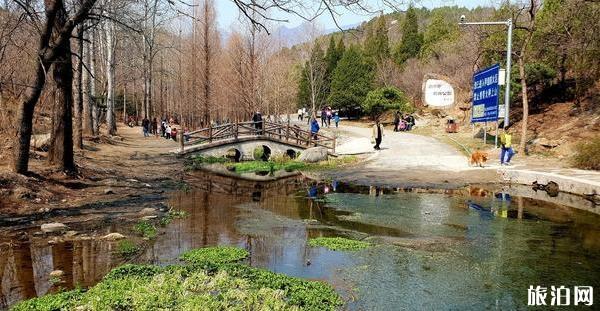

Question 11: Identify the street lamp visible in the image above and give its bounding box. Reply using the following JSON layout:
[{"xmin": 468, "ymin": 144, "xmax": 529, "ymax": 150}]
[{"xmin": 459, "ymin": 16, "xmax": 513, "ymax": 129}]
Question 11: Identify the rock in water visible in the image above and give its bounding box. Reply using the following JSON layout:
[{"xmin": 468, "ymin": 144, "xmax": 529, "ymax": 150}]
[
  {"xmin": 49, "ymin": 270, "xmax": 64, "ymax": 278},
  {"xmin": 41, "ymin": 223, "xmax": 68, "ymax": 234},
  {"xmin": 298, "ymin": 147, "xmax": 328, "ymax": 163},
  {"xmin": 104, "ymin": 188, "xmax": 115, "ymax": 195},
  {"xmin": 102, "ymin": 233, "xmax": 126, "ymax": 241},
  {"xmin": 139, "ymin": 207, "xmax": 156, "ymax": 216}
]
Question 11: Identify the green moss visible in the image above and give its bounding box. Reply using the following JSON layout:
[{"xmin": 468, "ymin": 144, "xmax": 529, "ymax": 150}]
[
  {"xmin": 308, "ymin": 237, "xmax": 371, "ymax": 251},
  {"xmin": 117, "ymin": 240, "xmax": 140, "ymax": 258},
  {"xmin": 134, "ymin": 220, "xmax": 157, "ymax": 239},
  {"xmin": 180, "ymin": 246, "xmax": 249, "ymax": 265},
  {"xmin": 13, "ymin": 247, "xmax": 343, "ymax": 311}
]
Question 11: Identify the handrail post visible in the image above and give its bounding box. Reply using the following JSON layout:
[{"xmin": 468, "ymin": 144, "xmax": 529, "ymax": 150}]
[
  {"xmin": 179, "ymin": 130, "xmax": 184, "ymax": 153},
  {"xmin": 234, "ymin": 122, "xmax": 238, "ymax": 140},
  {"xmin": 286, "ymin": 119, "xmax": 290, "ymax": 141},
  {"xmin": 209, "ymin": 125, "xmax": 213, "ymax": 143},
  {"xmin": 308, "ymin": 131, "xmax": 311, "ymax": 147},
  {"xmin": 332, "ymin": 134, "xmax": 336, "ymax": 154}
]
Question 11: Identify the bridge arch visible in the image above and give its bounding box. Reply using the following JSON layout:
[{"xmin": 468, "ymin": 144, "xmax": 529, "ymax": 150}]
[
  {"xmin": 286, "ymin": 149, "xmax": 297, "ymax": 159},
  {"xmin": 225, "ymin": 148, "xmax": 242, "ymax": 162}
]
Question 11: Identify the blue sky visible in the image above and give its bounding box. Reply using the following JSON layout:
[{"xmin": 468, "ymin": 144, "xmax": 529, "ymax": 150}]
[{"xmin": 215, "ymin": 0, "xmax": 495, "ymax": 30}]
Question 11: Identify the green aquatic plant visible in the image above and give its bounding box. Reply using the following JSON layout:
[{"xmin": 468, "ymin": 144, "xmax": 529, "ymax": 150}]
[
  {"xmin": 12, "ymin": 247, "xmax": 343, "ymax": 311},
  {"xmin": 180, "ymin": 246, "xmax": 249, "ymax": 265},
  {"xmin": 308, "ymin": 237, "xmax": 371, "ymax": 251},
  {"xmin": 10, "ymin": 289, "xmax": 84, "ymax": 311},
  {"xmin": 117, "ymin": 240, "xmax": 140, "ymax": 258},
  {"xmin": 134, "ymin": 220, "xmax": 157, "ymax": 239}
]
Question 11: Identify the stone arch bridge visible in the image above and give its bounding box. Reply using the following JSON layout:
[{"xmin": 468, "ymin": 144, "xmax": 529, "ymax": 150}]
[{"xmin": 176, "ymin": 121, "xmax": 336, "ymax": 161}]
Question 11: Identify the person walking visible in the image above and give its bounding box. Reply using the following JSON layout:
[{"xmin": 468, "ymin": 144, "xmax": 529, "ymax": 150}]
[
  {"xmin": 165, "ymin": 124, "xmax": 172, "ymax": 140},
  {"xmin": 326, "ymin": 108, "xmax": 332, "ymax": 127},
  {"xmin": 142, "ymin": 118, "xmax": 150, "ymax": 137},
  {"xmin": 499, "ymin": 128, "xmax": 515, "ymax": 165},
  {"xmin": 371, "ymin": 119, "xmax": 384, "ymax": 150},
  {"xmin": 320, "ymin": 108, "xmax": 327, "ymax": 127},
  {"xmin": 297, "ymin": 108, "xmax": 304, "ymax": 121},
  {"xmin": 334, "ymin": 113, "xmax": 340, "ymax": 128},
  {"xmin": 393, "ymin": 112, "xmax": 400, "ymax": 132},
  {"xmin": 171, "ymin": 127, "xmax": 178, "ymax": 141}
]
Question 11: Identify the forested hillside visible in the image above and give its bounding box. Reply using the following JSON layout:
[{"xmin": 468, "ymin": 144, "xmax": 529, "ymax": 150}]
[{"xmin": 295, "ymin": 0, "xmax": 599, "ymax": 157}]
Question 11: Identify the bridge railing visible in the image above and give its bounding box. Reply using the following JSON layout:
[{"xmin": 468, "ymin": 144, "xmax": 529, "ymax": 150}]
[{"xmin": 179, "ymin": 120, "xmax": 336, "ymax": 154}]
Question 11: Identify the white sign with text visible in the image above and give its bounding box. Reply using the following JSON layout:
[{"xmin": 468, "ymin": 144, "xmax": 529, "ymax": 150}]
[{"xmin": 423, "ymin": 79, "xmax": 455, "ymax": 107}]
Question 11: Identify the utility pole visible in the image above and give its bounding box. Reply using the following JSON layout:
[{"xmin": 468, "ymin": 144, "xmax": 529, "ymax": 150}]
[{"xmin": 459, "ymin": 17, "xmax": 513, "ymax": 129}]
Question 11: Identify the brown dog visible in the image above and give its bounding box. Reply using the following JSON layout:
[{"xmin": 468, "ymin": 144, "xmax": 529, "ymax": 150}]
[{"xmin": 469, "ymin": 150, "xmax": 488, "ymax": 167}]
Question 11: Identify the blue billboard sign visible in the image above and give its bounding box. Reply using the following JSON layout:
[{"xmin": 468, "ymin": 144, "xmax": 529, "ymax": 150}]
[{"xmin": 471, "ymin": 64, "xmax": 500, "ymax": 123}]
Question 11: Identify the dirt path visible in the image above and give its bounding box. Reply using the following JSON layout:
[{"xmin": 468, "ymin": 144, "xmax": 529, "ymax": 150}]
[
  {"xmin": 313, "ymin": 123, "xmax": 499, "ymax": 187},
  {"xmin": 0, "ymin": 125, "xmax": 184, "ymax": 217}
]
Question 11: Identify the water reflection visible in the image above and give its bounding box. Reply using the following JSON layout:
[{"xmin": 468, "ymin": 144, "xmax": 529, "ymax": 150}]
[{"xmin": 1, "ymin": 173, "xmax": 599, "ymax": 309}]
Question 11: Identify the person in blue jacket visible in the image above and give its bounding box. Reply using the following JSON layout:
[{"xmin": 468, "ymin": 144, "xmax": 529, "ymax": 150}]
[{"xmin": 310, "ymin": 117, "xmax": 320, "ymax": 144}]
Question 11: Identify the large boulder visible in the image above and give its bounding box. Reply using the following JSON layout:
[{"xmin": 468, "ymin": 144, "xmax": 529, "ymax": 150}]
[
  {"xmin": 298, "ymin": 147, "xmax": 328, "ymax": 163},
  {"xmin": 30, "ymin": 134, "xmax": 51, "ymax": 151},
  {"xmin": 41, "ymin": 222, "xmax": 68, "ymax": 234}
]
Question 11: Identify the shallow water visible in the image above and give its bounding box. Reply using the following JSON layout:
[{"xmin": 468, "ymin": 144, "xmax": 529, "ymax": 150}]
[{"xmin": 1, "ymin": 173, "xmax": 599, "ymax": 309}]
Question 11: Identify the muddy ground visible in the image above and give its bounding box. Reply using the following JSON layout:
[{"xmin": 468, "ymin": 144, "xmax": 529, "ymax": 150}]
[{"xmin": 0, "ymin": 125, "xmax": 184, "ymax": 220}]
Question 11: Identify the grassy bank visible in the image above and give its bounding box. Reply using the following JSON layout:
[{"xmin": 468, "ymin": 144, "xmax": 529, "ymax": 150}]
[
  {"xmin": 12, "ymin": 246, "xmax": 343, "ymax": 311},
  {"xmin": 187, "ymin": 155, "xmax": 358, "ymax": 175}
]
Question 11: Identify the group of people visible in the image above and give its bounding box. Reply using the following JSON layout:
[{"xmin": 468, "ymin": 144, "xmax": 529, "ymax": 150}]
[
  {"xmin": 139, "ymin": 117, "xmax": 190, "ymax": 142},
  {"xmin": 393, "ymin": 112, "xmax": 415, "ymax": 132},
  {"xmin": 320, "ymin": 107, "xmax": 340, "ymax": 128}
]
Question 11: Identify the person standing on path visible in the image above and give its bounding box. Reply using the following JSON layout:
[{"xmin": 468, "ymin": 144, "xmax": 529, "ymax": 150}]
[
  {"xmin": 310, "ymin": 116, "xmax": 320, "ymax": 145},
  {"xmin": 334, "ymin": 113, "xmax": 340, "ymax": 128},
  {"xmin": 499, "ymin": 129, "xmax": 515, "ymax": 165},
  {"xmin": 252, "ymin": 111, "xmax": 263, "ymax": 135},
  {"xmin": 393, "ymin": 112, "xmax": 400, "ymax": 132},
  {"xmin": 297, "ymin": 108, "xmax": 304, "ymax": 121},
  {"xmin": 151, "ymin": 118, "xmax": 158, "ymax": 137},
  {"xmin": 371, "ymin": 120, "xmax": 384, "ymax": 150}
]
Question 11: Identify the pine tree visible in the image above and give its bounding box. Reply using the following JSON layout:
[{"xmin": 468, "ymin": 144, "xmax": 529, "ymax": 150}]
[
  {"xmin": 328, "ymin": 46, "xmax": 374, "ymax": 110},
  {"xmin": 364, "ymin": 16, "xmax": 390, "ymax": 62},
  {"xmin": 323, "ymin": 36, "xmax": 343, "ymax": 98},
  {"xmin": 394, "ymin": 6, "xmax": 423, "ymax": 64}
]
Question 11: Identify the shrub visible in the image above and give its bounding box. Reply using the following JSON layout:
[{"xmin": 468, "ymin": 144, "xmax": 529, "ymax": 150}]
[
  {"xmin": 134, "ymin": 220, "xmax": 157, "ymax": 239},
  {"xmin": 308, "ymin": 237, "xmax": 371, "ymax": 251},
  {"xmin": 362, "ymin": 86, "xmax": 414, "ymax": 120},
  {"xmin": 11, "ymin": 289, "xmax": 84, "ymax": 311},
  {"xmin": 572, "ymin": 137, "xmax": 600, "ymax": 170},
  {"xmin": 117, "ymin": 240, "xmax": 140, "ymax": 258}
]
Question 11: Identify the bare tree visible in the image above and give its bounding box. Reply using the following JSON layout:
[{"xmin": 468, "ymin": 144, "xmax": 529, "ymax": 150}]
[{"xmin": 12, "ymin": 0, "xmax": 97, "ymax": 174}]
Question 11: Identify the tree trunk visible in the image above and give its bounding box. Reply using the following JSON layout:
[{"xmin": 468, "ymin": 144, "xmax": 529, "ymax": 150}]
[
  {"xmin": 73, "ymin": 23, "xmax": 84, "ymax": 149},
  {"xmin": 48, "ymin": 2, "xmax": 75, "ymax": 172},
  {"xmin": 105, "ymin": 18, "xmax": 116, "ymax": 135},
  {"xmin": 12, "ymin": 0, "xmax": 59, "ymax": 174},
  {"xmin": 90, "ymin": 29, "xmax": 99, "ymax": 135},
  {"xmin": 82, "ymin": 24, "xmax": 93, "ymax": 135},
  {"xmin": 518, "ymin": 55, "xmax": 529, "ymax": 155}
]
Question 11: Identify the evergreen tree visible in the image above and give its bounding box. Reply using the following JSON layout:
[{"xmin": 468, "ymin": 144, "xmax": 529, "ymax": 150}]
[
  {"xmin": 394, "ymin": 6, "xmax": 423, "ymax": 64},
  {"xmin": 328, "ymin": 46, "xmax": 374, "ymax": 110},
  {"xmin": 323, "ymin": 36, "xmax": 342, "ymax": 97},
  {"xmin": 336, "ymin": 37, "xmax": 346, "ymax": 59},
  {"xmin": 364, "ymin": 16, "xmax": 390, "ymax": 62}
]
